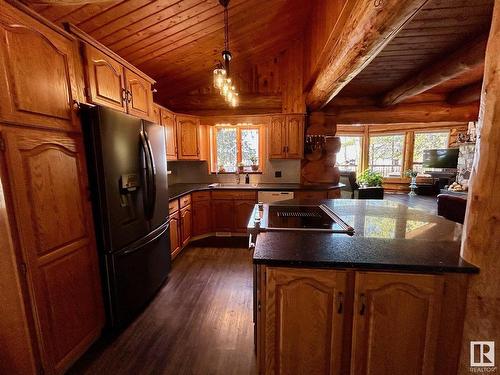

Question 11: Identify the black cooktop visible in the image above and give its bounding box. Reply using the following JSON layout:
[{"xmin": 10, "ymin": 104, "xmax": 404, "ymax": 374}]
[{"xmin": 266, "ymin": 204, "xmax": 354, "ymax": 234}]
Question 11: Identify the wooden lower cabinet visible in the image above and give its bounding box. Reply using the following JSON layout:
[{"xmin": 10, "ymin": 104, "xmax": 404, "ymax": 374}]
[
  {"xmin": 179, "ymin": 204, "xmax": 192, "ymax": 247},
  {"xmin": 212, "ymin": 199, "xmax": 235, "ymax": 232},
  {"xmin": 1, "ymin": 126, "xmax": 104, "ymax": 374},
  {"xmin": 169, "ymin": 211, "xmax": 181, "ymax": 258},
  {"xmin": 351, "ymin": 272, "xmax": 444, "ymax": 375},
  {"xmin": 295, "ymin": 190, "xmax": 328, "ymax": 201},
  {"xmin": 257, "ymin": 267, "xmax": 466, "ymax": 375},
  {"xmin": 234, "ymin": 200, "xmax": 255, "ymax": 232},
  {"xmin": 192, "ymin": 196, "xmax": 211, "ymax": 236},
  {"xmin": 261, "ymin": 267, "xmax": 348, "ymax": 375}
]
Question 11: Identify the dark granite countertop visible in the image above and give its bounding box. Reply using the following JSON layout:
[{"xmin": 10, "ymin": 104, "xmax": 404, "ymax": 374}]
[
  {"xmin": 251, "ymin": 200, "xmax": 478, "ymax": 274},
  {"xmin": 168, "ymin": 183, "xmax": 344, "ymax": 201}
]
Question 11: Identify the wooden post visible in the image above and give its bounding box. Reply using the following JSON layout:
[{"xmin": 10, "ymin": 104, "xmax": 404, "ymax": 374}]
[{"xmin": 458, "ymin": 2, "xmax": 500, "ymax": 372}]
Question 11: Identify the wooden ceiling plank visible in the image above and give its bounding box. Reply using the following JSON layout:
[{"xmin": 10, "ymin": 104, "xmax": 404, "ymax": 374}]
[
  {"xmin": 105, "ymin": 0, "xmax": 220, "ymax": 50},
  {"xmin": 91, "ymin": 0, "xmax": 196, "ymax": 41},
  {"xmin": 305, "ymin": 0, "xmax": 430, "ymax": 111},
  {"xmin": 38, "ymin": 3, "xmax": 83, "ymax": 20},
  {"xmin": 124, "ymin": 0, "xmax": 279, "ymax": 64},
  {"xmin": 76, "ymin": 0, "xmax": 154, "ymax": 33},
  {"xmin": 380, "ymin": 33, "xmax": 487, "ymax": 106},
  {"xmin": 55, "ymin": 1, "xmax": 122, "ymax": 25}
]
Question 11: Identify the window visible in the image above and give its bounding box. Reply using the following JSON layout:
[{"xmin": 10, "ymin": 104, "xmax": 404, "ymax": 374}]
[
  {"xmin": 412, "ymin": 131, "xmax": 449, "ymax": 172},
  {"xmin": 337, "ymin": 136, "xmax": 362, "ymax": 172},
  {"xmin": 212, "ymin": 125, "xmax": 263, "ymax": 173},
  {"xmin": 369, "ymin": 134, "xmax": 405, "ymax": 177}
]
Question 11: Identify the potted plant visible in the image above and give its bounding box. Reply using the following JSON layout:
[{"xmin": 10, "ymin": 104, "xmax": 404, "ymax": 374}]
[
  {"xmin": 357, "ymin": 169, "xmax": 383, "ymax": 188},
  {"xmin": 218, "ymin": 165, "xmax": 226, "ymax": 173},
  {"xmin": 405, "ymin": 169, "xmax": 419, "ymax": 196},
  {"xmin": 250, "ymin": 156, "xmax": 259, "ymax": 171},
  {"xmin": 237, "ymin": 162, "xmax": 245, "ymax": 173}
]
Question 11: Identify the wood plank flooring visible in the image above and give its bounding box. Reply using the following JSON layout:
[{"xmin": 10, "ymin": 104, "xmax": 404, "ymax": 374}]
[
  {"xmin": 69, "ymin": 246, "xmax": 256, "ymax": 375},
  {"xmin": 68, "ymin": 194, "xmax": 437, "ymax": 375}
]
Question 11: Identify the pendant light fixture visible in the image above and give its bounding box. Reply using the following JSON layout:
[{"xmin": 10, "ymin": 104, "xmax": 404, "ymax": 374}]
[{"xmin": 213, "ymin": 0, "xmax": 239, "ymax": 107}]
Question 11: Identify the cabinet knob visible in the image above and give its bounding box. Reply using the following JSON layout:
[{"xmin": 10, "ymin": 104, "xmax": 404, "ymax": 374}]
[{"xmin": 122, "ymin": 88, "xmax": 127, "ymax": 102}]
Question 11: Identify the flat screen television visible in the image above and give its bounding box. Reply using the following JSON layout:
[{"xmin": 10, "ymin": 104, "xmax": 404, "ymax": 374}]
[{"xmin": 422, "ymin": 148, "xmax": 459, "ymax": 169}]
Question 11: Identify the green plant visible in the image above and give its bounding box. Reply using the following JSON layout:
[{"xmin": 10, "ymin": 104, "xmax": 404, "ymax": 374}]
[
  {"xmin": 250, "ymin": 156, "xmax": 258, "ymax": 165},
  {"xmin": 357, "ymin": 169, "xmax": 383, "ymax": 187},
  {"xmin": 404, "ymin": 169, "xmax": 418, "ymax": 178},
  {"xmin": 237, "ymin": 162, "xmax": 245, "ymax": 168}
]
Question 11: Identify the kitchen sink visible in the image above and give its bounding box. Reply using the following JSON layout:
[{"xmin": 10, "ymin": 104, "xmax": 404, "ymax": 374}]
[{"xmin": 208, "ymin": 183, "xmax": 259, "ymax": 189}]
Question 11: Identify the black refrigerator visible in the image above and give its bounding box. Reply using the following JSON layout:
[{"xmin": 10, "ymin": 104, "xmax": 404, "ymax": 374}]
[{"xmin": 82, "ymin": 105, "xmax": 171, "ymax": 329}]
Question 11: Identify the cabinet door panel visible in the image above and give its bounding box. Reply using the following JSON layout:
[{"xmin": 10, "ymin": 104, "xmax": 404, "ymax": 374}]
[
  {"xmin": 212, "ymin": 199, "xmax": 234, "ymax": 232},
  {"xmin": 269, "ymin": 116, "xmax": 285, "ymax": 159},
  {"xmin": 351, "ymin": 272, "xmax": 444, "ymax": 375},
  {"xmin": 234, "ymin": 200, "xmax": 255, "ymax": 232},
  {"xmin": 176, "ymin": 115, "xmax": 200, "ymax": 160},
  {"xmin": 192, "ymin": 200, "xmax": 212, "ymax": 236},
  {"xmin": 125, "ymin": 69, "xmax": 153, "ymax": 121},
  {"xmin": 152, "ymin": 104, "xmax": 161, "ymax": 124},
  {"xmin": 285, "ymin": 115, "xmax": 304, "ymax": 159},
  {"xmin": 265, "ymin": 268, "xmax": 347, "ymax": 375},
  {"xmin": 3, "ymin": 128, "xmax": 104, "ymax": 372},
  {"xmin": 169, "ymin": 212, "xmax": 180, "ymax": 259},
  {"xmin": 180, "ymin": 205, "xmax": 192, "ymax": 247},
  {"xmin": 162, "ymin": 109, "xmax": 177, "ymax": 160},
  {"xmin": 84, "ymin": 44, "xmax": 126, "ymax": 112},
  {"xmin": 0, "ymin": 3, "xmax": 79, "ymax": 131}
]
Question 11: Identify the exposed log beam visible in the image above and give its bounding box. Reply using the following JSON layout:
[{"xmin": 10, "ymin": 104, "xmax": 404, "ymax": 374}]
[
  {"xmin": 447, "ymin": 81, "xmax": 483, "ymax": 105},
  {"xmin": 381, "ymin": 34, "xmax": 488, "ymax": 106},
  {"xmin": 162, "ymin": 94, "xmax": 282, "ymax": 113},
  {"xmin": 328, "ymin": 101, "xmax": 479, "ymax": 124},
  {"xmin": 459, "ymin": 0, "xmax": 500, "ymax": 370},
  {"xmin": 305, "ymin": 0, "xmax": 429, "ymax": 111}
]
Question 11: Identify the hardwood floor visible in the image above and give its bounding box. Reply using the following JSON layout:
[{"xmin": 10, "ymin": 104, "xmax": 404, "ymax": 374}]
[
  {"xmin": 69, "ymin": 246, "xmax": 256, "ymax": 375},
  {"xmin": 384, "ymin": 192, "xmax": 438, "ymax": 214}
]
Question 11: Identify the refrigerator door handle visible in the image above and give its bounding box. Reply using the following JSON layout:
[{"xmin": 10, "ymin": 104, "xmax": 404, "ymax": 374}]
[
  {"xmin": 140, "ymin": 130, "xmax": 153, "ymax": 218},
  {"xmin": 120, "ymin": 222, "xmax": 169, "ymax": 256},
  {"xmin": 144, "ymin": 130, "xmax": 157, "ymax": 219}
]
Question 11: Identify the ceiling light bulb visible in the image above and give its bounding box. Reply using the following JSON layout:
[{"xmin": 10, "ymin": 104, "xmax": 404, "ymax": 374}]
[{"xmin": 213, "ymin": 68, "xmax": 226, "ymax": 89}]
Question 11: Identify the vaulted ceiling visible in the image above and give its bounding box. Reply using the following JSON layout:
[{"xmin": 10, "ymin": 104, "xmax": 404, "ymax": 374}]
[{"xmin": 29, "ymin": 0, "xmax": 311, "ymax": 101}]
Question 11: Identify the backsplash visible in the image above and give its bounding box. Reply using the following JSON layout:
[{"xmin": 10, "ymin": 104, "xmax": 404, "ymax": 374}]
[{"xmin": 167, "ymin": 159, "xmax": 301, "ymax": 185}]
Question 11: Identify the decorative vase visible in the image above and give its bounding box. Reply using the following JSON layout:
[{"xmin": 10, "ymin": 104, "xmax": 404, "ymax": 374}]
[
  {"xmin": 409, "ymin": 176, "xmax": 417, "ymax": 196},
  {"xmin": 238, "ymin": 166, "xmax": 244, "ymax": 173},
  {"xmin": 251, "ymin": 164, "xmax": 259, "ymax": 171}
]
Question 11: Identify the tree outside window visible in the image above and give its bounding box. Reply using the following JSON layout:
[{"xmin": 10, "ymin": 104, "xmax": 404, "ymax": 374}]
[
  {"xmin": 338, "ymin": 136, "xmax": 362, "ymax": 172},
  {"xmin": 369, "ymin": 134, "xmax": 405, "ymax": 177},
  {"xmin": 412, "ymin": 132, "xmax": 449, "ymax": 172},
  {"xmin": 214, "ymin": 125, "xmax": 262, "ymax": 172}
]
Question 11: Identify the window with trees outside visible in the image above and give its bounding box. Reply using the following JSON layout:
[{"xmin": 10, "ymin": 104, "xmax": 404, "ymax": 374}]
[
  {"xmin": 412, "ymin": 131, "xmax": 450, "ymax": 172},
  {"xmin": 338, "ymin": 136, "xmax": 362, "ymax": 172},
  {"xmin": 213, "ymin": 125, "xmax": 263, "ymax": 173},
  {"xmin": 368, "ymin": 134, "xmax": 405, "ymax": 177}
]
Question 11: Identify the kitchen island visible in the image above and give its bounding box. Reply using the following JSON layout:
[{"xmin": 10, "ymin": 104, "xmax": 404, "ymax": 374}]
[{"xmin": 249, "ymin": 199, "xmax": 478, "ymax": 375}]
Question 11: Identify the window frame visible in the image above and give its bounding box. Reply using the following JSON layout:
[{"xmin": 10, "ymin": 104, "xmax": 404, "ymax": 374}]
[
  {"xmin": 210, "ymin": 124, "xmax": 265, "ymax": 173},
  {"xmin": 337, "ymin": 135, "xmax": 363, "ymax": 174}
]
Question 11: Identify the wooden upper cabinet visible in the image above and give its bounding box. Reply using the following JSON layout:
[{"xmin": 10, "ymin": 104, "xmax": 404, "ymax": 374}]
[
  {"xmin": 2, "ymin": 127, "xmax": 104, "ymax": 373},
  {"xmin": 285, "ymin": 115, "xmax": 305, "ymax": 159},
  {"xmin": 0, "ymin": 2, "xmax": 79, "ymax": 131},
  {"xmin": 351, "ymin": 272, "xmax": 444, "ymax": 375},
  {"xmin": 161, "ymin": 109, "xmax": 177, "ymax": 160},
  {"xmin": 176, "ymin": 115, "xmax": 200, "ymax": 160},
  {"xmin": 83, "ymin": 44, "xmax": 126, "ymax": 112},
  {"xmin": 124, "ymin": 69, "xmax": 154, "ymax": 121},
  {"xmin": 268, "ymin": 115, "xmax": 304, "ymax": 159},
  {"xmin": 269, "ymin": 116, "xmax": 286, "ymax": 159},
  {"xmin": 264, "ymin": 268, "xmax": 347, "ymax": 375},
  {"xmin": 152, "ymin": 104, "xmax": 161, "ymax": 125}
]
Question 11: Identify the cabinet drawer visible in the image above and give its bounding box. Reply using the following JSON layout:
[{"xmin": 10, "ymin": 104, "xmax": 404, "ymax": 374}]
[
  {"xmin": 179, "ymin": 194, "xmax": 191, "ymax": 208},
  {"xmin": 327, "ymin": 189, "xmax": 341, "ymax": 199},
  {"xmin": 169, "ymin": 199, "xmax": 179, "ymax": 214},
  {"xmin": 212, "ymin": 190, "xmax": 257, "ymax": 200},
  {"xmin": 296, "ymin": 190, "xmax": 328, "ymax": 201},
  {"xmin": 192, "ymin": 191, "xmax": 211, "ymax": 202}
]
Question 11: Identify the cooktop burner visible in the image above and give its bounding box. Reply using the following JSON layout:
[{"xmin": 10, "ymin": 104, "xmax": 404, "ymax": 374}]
[{"xmin": 266, "ymin": 204, "xmax": 354, "ymax": 234}]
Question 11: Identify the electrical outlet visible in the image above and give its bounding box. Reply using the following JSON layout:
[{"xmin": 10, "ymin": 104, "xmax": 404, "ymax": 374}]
[{"xmin": 275, "ymin": 171, "xmax": 282, "ymax": 178}]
